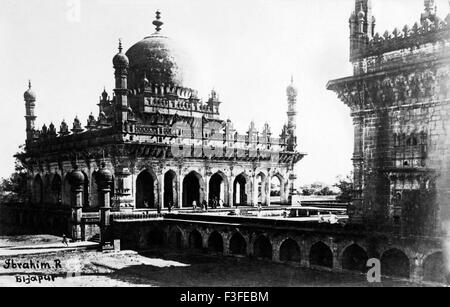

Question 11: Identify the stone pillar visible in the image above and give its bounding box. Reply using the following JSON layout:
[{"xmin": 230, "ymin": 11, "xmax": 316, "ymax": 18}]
[
  {"xmin": 332, "ymin": 244, "xmax": 342, "ymax": 271},
  {"xmin": 411, "ymin": 257, "xmax": 424, "ymax": 283},
  {"xmin": 96, "ymin": 164, "xmax": 113, "ymax": 246},
  {"xmin": 114, "ymin": 168, "xmax": 134, "ymax": 211},
  {"xmin": 205, "ymin": 174, "xmax": 210, "ymax": 205},
  {"xmin": 158, "ymin": 173, "xmax": 164, "ymax": 209},
  {"xmin": 68, "ymin": 169, "xmax": 84, "ymax": 242},
  {"xmin": 251, "ymin": 175, "xmax": 258, "ymax": 207},
  {"xmin": 265, "ymin": 177, "xmax": 271, "ymax": 207},
  {"xmin": 272, "ymin": 242, "xmax": 280, "ymax": 262},
  {"xmin": 300, "ymin": 242, "xmax": 310, "ymax": 267},
  {"xmin": 178, "ymin": 175, "xmax": 184, "ymax": 208},
  {"xmin": 228, "ymin": 177, "xmax": 234, "ymax": 207},
  {"xmin": 223, "ymin": 233, "xmax": 230, "ymax": 256}
]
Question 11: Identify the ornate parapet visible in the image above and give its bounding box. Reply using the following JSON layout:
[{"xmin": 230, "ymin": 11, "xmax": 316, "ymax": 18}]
[{"xmin": 353, "ymin": 16, "xmax": 450, "ymax": 61}]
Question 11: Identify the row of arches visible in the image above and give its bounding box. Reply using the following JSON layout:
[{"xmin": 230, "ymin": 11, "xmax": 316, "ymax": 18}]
[
  {"xmin": 142, "ymin": 227, "xmax": 449, "ymax": 283},
  {"xmin": 135, "ymin": 169, "xmax": 287, "ymax": 209},
  {"xmin": 32, "ymin": 172, "xmax": 114, "ymax": 209}
]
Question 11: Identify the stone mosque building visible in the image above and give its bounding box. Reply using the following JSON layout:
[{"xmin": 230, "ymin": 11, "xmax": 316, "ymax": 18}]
[
  {"xmin": 17, "ymin": 12, "xmax": 304, "ymax": 241},
  {"xmin": 8, "ymin": 0, "xmax": 450, "ymax": 285}
]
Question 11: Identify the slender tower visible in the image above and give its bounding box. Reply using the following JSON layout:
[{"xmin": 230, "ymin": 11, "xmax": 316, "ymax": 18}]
[
  {"xmin": 349, "ymin": 0, "xmax": 375, "ymax": 62},
  {"xmin": 112, "ymin": 39, "xmax": 129, "ymax": 133},
  {"xmin": 286, "ymin": 76, "xmax": 298, "ymax": 151},
  {"xmin": 23, "ymin": 80, "xmax": 37, "ymax": 143}
]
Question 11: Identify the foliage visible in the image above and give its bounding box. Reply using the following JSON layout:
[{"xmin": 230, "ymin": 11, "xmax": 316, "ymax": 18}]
[
  {"xmin": 300, "ymin": 182, "xmax": 338, "ymax": 197},
  {"xmin": 0, "ymin": 146, "xmax": 28, "ymax": 203},
  {"xmin": 334, "ymin": 173, "xmax": 354, "ymax": 202}
]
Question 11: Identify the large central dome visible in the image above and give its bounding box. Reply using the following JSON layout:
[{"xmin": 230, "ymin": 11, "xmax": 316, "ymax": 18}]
[{"xmin": 125, "ymin": 12, "xmax": 192, "ymax": 90}]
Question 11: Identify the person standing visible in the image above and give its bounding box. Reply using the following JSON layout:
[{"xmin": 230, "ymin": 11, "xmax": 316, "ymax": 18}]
[{"xmin": 62, "ymin": 234, "xmax": 69, "ymax": 247}]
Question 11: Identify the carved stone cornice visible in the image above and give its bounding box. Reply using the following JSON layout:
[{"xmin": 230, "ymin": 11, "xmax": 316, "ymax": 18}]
[{"xmin": 328, "ymin": 67, "xmax": 450, "ymax": 112}]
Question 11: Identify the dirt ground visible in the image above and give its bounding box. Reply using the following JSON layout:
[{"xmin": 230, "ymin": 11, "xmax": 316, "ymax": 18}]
[{"xmin": 0, "ymin": 235, "xmax": 420, "ymax": 287}]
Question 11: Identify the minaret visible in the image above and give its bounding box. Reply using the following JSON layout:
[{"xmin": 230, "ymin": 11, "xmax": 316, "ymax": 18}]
[
  {"xmin": 349, "ymin": 0, "xmax": 375, "ymax": 61},
  {"xmin": 23, "ymin": 80, "xmax": 37, "ymax": 143},
  {"xmin": 421, "ymin": 0, "xmax": 438, "ymax": 24},
  {"xmin": 112, "ymin": 39, "xmax": 129, "ymax": 133},
  {"xmin": 286, "ymin": 76, "xmax": 298, "ymax": 151}
]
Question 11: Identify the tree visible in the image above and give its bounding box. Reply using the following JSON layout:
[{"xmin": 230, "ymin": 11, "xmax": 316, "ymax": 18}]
[
  {"xmin": 0, "ymin": 146, "xmax": 28, "ymax": 203},
  {"xmin": 334, "ymin": 173, "xmax": 354, "ymax": 202}
]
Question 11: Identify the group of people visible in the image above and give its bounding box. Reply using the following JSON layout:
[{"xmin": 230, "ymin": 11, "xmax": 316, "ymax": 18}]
[{"xmin": 192, "ymin": 197, "xmax": 224, "ymax": 211}]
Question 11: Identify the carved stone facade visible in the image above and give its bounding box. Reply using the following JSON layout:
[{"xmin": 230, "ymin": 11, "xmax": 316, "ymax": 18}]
[
  {"xmin": 18, "ymin": 12, "xmax": 304, "ymax": 241},
  {"xmin": 328, "ymin": 0, "xmax": 450, "ymax": 237}
]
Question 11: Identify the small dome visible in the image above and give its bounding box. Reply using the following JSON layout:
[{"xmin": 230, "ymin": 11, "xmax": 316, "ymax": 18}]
[
  {"xmin": 286, "ymin": 77, "xmax": 298, "ymax": 96},
  {"xmin": 113, "ymin": 40, "xmax": 129, "ymax": 68},
  {"xmin": 96, "ymin": 163, "xmax": 113, "ymax": 188},
  {"xmin": 24, "ymin": 81, "xmax": 36, "ymax": 101},
  {"xmin": 113, "ymin": 53, "xmax": 129, "ymax": 69},
  {"xmin": 68, "ymin": 168, "xmax": 85, "ymax": 187},
  {"xmin": 357, "ymin": 5, "xmax": 365, "ymax": 19}
]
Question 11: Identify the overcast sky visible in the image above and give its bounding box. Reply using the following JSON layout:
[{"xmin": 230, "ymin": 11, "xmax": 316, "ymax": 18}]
[{"xmin": 0, "ymin": 0, "xmax": 449, "ymax": 185}]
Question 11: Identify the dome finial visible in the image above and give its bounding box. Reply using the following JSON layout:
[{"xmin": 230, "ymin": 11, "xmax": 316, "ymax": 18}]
[
  {"xmin": 118, "ymin": 38, "xmax": 123, "ymax": 53},
  {"xmin": 153, "ymin": 10, "xmax": 164, "ymax": 33},
  {"xmin": 28, "ymin": 79, "xmax": 32, "ymax": 90}
]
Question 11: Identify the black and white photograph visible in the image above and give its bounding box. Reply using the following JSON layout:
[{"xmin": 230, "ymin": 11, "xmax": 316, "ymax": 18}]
[{"xmin": 0, "ymin": 0, "xmax": 449, "ymax": 293}]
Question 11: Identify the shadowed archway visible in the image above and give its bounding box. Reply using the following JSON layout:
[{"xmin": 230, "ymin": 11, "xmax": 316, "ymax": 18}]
[
  {"xmin": 279, "ymin": 239, "xmax": 301, "ymax": 263},
  {"xmin": 189, "ymin": 229, "xmax": 203, "ymax": 251},
  {"xmin": 233, "ymin": 173, "xmax": 249, "ymax": 206},
  {"xmin": 209, "ymin": 172, "xmax": 228, "ymax": 207},
  {"xmin": 168, "ymin": 228, "xmax": 184, "ymax": 249},
  {"xmin": 164, "ymin": 170, "xmax": 178, "ymax": 208},
  {"xmin": 183, "ymin": 172, "xmax": 203, "ymax": 207},
  {"xmin": 254, "ymin": 235, "xmax": 272, "ymax": 260},
  {"xmin": 136, "ymin": 170, "xmax": 158, "ymax": 209},
  {"xmin": 309, "ymin": 242, "xmax": 333, "ymax": 268},
  {"xmin": 207, "ymin": 231, "xmax": 223, "ymax": 253},
  {"xmin": 342, "ymin": 244, "xmax": 368, "ymax": 272},
  {"xmin": 33, "ymin": 175, "xmax": 44, "ymax": 205},
  {"xmin": 423, "ymin": 252, "xmax": 447, "ymax": 283},
  {"xmin": 381, "ymin": 248, "xmax": 410, "ymax": 279},
  {"xmin": 51, "ymin": 174, "xmax": 62, "ymax": 205},
  {"xmin": 229, "ymin": 232, "xmax": 247, "ymax": 256}
]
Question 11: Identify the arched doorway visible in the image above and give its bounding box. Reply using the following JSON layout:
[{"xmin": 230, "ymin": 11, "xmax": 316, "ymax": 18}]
[
  {"xmin": 136, "ymin": 170, "xmax": 158, "ymax": 209},
  {"xmin": 209, "ymin": 172, "xmax": 228, "ymax": 207},
  {"xmin": 51, "ymin": 174, "xmax": 62, "ymax": 205},
  {"xmin": 270, "ymin": 176, "xmax": 282, "ymax": 205},
  {"xmin": 229, "ymin": 232, "xmax": 247, "ymax": 256},
  {"xmin": 208, "ymin": 231, "xmax": 223, "ymax": 253},
  {"xmin": 423, "ymin": 252, "xmax": 447, "ymax": 283},
  {"xmin": 309, "ymin": 242, "xmax": 333, "ymax": 268},
  {"xmin": 233, "ymin": 174, "xmax": 248, "ymax": 206},
  {"xmin": 183, "ymin": 172, "xmax": 203, "ymax": 207},
  {"xmin": 164, "ymin": 170, "xmax": 177, "ymax": 208},
  {"xmin": 279, "ymin": 239, "xmax": 301, "ymax": 263},
  {"xmin": 189, "ymin": 230, "xmax": 203, "ymax": 251},
  {"xmin": 168, "ymin": 228, "xmax": 184, "ymax": 249},
  {"xmin": 381, "ymin": 248, "xmax": 410, "ymax": 279},
  {"xmin": 90, "ymin": 171, "xmax": 99, "ymax": 209},
  {"xmin": 342, "ymin": 244, "xmax": 368, "ymax": 272},
  {"xmin": 62, "ymin": 175, "xmax": 72, "ymax": 206},
  {"xmin": 81, "ymin": 171, "xmax": 90, "ymax": 208},
  {"xmin": 33, "ymin": 175, "xmax": 44, "ymax": 205},
  {"xmin": 254, "ymin": 235, "xmax": 272, "ymax": 260}
]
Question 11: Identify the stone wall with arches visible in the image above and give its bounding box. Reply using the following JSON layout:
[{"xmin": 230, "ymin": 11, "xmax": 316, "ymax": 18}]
[{"xmin": 112, "ymin": 219, "xmax": 448, "ymax": 284}]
